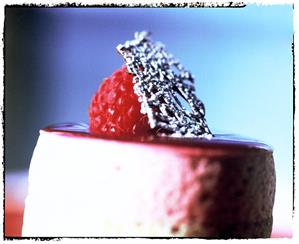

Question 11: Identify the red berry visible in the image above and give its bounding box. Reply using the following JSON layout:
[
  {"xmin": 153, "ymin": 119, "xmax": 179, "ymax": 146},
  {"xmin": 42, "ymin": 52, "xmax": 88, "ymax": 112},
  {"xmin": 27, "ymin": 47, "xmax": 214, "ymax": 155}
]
[{"xmin": 89, "ymin": 67, "xmax": 151, "ymax": 137}]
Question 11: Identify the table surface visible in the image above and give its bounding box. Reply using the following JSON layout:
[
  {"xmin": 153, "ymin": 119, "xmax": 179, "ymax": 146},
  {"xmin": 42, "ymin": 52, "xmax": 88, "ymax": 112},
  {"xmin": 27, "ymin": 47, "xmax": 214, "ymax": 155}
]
[{"xmin": 4, "ymin": 171, "xmax": 293, "ymax": 238}]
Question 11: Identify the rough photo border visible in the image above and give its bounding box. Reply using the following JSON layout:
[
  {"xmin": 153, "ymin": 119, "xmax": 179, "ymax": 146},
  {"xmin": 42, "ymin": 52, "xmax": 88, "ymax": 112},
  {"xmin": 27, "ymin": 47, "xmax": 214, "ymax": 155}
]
[{"xmin": 0, "ymin": 0, "xmax": 297, "ymax": 243}]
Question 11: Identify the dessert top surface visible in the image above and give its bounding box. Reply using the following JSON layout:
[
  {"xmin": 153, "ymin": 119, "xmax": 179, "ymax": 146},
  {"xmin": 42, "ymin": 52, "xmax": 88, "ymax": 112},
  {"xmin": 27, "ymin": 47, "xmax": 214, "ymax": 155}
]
[{"xmin": 42, "ymin": 123, "xmax": 273, "ymax": 152}]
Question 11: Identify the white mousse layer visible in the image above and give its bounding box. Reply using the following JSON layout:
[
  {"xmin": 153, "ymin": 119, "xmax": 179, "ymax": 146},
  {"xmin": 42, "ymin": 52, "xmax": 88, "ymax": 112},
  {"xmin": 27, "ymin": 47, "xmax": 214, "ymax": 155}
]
[{"xmin": 22, "ymin": 129, "xmax": 275, "ymax": 237}]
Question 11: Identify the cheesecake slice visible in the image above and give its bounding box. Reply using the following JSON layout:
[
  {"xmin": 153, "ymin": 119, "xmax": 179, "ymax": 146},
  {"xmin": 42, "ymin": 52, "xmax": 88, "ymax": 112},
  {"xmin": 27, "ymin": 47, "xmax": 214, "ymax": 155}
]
[{"xmin": 22, "ymin": 123, "xmax": 275, "ymax": 238}]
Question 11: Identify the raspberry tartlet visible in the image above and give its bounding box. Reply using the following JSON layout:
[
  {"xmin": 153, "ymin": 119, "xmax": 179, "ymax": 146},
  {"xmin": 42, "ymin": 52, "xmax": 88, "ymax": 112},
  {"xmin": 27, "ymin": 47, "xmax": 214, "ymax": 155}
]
[{"xmin": 22, "ymin": 32, "xmax": 275, "ymax": 238}]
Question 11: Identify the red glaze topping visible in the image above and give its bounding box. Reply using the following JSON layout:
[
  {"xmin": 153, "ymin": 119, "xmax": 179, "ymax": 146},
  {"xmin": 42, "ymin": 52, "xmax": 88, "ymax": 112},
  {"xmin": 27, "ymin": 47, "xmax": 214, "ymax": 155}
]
[{"xmin": 43, "ymin": 123, "xmax": 272, "ymax": 152}]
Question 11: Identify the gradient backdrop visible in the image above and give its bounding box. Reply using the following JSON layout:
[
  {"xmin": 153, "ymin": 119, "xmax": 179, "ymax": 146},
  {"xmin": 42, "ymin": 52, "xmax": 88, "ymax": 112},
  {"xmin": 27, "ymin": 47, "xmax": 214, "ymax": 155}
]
[{"xmin": 5, "ymin": 5, "xmax": 293, "ymax": 235}]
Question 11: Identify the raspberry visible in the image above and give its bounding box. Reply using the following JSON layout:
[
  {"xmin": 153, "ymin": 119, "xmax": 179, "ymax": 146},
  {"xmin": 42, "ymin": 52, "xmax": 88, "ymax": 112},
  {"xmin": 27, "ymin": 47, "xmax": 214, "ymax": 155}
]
[{"xmin": 89, "ymin": 67, "xmax": 151, "ymax": 137}]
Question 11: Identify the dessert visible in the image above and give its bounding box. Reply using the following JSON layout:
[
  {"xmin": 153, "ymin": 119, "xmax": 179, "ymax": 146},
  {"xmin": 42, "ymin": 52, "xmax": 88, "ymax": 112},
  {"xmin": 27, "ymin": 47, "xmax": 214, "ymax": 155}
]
[{"xmin": 22, "ymin": 32, "xmax": 275, "ymax": 238}]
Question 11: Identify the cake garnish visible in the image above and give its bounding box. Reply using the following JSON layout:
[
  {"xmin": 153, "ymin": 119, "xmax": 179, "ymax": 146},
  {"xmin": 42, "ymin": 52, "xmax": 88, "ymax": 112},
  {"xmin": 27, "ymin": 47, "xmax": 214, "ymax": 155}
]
[
  {"xmin": 117, "ymin": 31, "xmax": 212, "ymax": 138},
  {"xmin": 89, "ymin": 31, "xmax": 212, "ymax": 138},
  {"xmin": 89, "ymin": 67, "xmax": 151, "ymax": 137}
]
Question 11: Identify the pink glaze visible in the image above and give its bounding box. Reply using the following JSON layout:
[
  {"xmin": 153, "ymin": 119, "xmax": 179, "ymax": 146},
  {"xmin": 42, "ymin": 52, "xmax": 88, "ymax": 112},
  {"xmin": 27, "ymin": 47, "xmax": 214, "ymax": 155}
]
[{"xmin": 44, "ymin": 122, "xmax": 272, "ymax": 152}]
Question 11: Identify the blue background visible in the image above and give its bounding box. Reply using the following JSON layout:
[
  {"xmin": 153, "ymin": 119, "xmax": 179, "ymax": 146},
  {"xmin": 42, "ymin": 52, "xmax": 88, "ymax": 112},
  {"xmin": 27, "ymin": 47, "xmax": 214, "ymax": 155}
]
[{"xmin": 5, "ymin": 5, "xmax": 293, "ymax": 233}]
